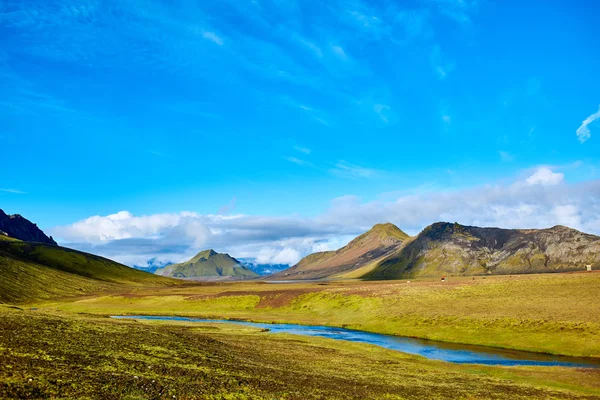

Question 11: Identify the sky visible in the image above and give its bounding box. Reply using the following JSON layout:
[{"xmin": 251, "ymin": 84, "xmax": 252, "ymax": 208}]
[{"xmin": 1, "ymin": 0, "xmax": 599, "ymax": 267}]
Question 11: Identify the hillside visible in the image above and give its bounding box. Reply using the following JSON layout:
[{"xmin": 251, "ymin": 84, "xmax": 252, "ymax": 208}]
[
  {"xmin": 155, "ymin": 249, "xmax": 259, "ymax": 279},
  {"xmin": 0, "ymin": 236, "xmax": 174, "ymax": 304},
  {"xmin": 271, "ymin": 223, "xmax": 410, "ymax": 279},
  {"xmin": 366, "ymin": 222, "xmax": 600, "ymax": 279},
  {"xmin": 0, "ymin": 208, "xmax": 57, "ymax": 245}
]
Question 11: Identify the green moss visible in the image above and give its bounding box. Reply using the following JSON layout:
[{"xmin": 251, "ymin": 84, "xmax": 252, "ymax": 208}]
[
  {"xmin": 46, "ymin": 273, "xmax": 600, "ymax": 358},
  {"xmin": 1, "ymin": 306, "xmax": 599, "ymax": 399},
  {"xmin": 0, "ymin": 239, "xmax": 175, "ymax": 304}
]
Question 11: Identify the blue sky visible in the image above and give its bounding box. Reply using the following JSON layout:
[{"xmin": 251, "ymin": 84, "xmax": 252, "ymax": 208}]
[{"xmin": 1, "ymin": 0, "xmax": 599, "ymax": 266}]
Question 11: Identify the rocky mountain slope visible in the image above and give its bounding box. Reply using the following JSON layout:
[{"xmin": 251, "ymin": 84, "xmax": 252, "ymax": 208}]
[
  {"xmin": 365, "ymin": 222, "xmax": 600, "ymax": 279},
  {"xmin": 0, "ymin": 209, "xmax": 57, "ymax": 245},
  {"xmin": 155, "ymin": 249, "xmax": 258, "ymax": 279},
  {"xmin": 271, "ymin": 223, "xmax": 409, "ymax": 279}
]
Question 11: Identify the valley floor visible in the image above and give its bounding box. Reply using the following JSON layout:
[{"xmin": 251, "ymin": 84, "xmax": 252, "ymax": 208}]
[
  {"xmin": 2, "ymin": 272, "xmax": 600, "ymax": 399},
  {"xmin": 47, "ymin": 272, "xmax": 600, "ymax": 357},
  {"xmin": 1, "ymin": 305, "xmax": 600, "ymax": 399}
]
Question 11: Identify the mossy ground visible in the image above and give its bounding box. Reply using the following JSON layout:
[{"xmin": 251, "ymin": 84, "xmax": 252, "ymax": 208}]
[
  {"xmin": 45, "ymin": 272, "xmax": 600, "ymax": 357},
  {"xmin": 1, "ymin": 305, "xmax": 600, "ymax": 399},
  {"xmin": 4, "ymin": 269, "xmax": 600, "ymax": 398},
  {"xmin": 0, "ymin": 237, "xmax": 176, "ymax": 303}
]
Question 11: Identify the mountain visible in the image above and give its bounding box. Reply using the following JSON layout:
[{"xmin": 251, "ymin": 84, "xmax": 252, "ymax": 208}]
[
  {"xmin": 155, "ymin": 249, "xmax": 259, "ymax": 279},
  {"xmin": 0, "ymin": 235, "xmax": 174, "ymax": 304},
  {"xmin": 238, "ymin": 259, "xmax": 290, "ymax": 275},
  {"xmin": 134, "ymin": 258, "xmax": 173, "ymax": 274},
  {"xmin": 271, "ymin": 223, "xmax": 410, "ymax": 280},
  {"xmin": 365, "ymin": 222, "xmax": 600, "ymax": 279},
  {"xmin": 0, "ymin": 208, "xmax": 57, "ymax": 245}
]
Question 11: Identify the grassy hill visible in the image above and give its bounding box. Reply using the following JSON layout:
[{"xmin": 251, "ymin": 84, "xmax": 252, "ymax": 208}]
[
  {"xmin": 0, "ymin": 236, "xmax": 174, "ymax": 304},
  {"xmin": 271, "ymin": 223, "xmax": 409, "ymax": 279},
  {"xmin": 366, "ymin": 222, "xmax": 600, "ymax": 279},
  {"xmin": 155, "ymin": 249, "xmax": 258, "ymax": 279}
]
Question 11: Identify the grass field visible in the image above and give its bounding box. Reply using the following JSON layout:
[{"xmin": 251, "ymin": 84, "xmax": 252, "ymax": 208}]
[
  {"xmin": 3, "ymin": 265, "xmax": 600, "ymax": 399},
  {"xmin": 0, "ymin": 236, "xmax": 175, "ymax": 303},
  {"xmin": 2, "ymin": 305, "xmax": 600, "ymax": 399},
  {"xmin": 40, "ymin": 272, "xmax": 600, "ymax": 358}
]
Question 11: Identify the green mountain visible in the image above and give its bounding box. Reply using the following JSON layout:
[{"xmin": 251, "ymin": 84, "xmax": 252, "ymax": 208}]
[
  {"xmin": 271, "ymin": 223, "xmax": 409, "ymax": 280},
  {"xmin": 0, "ymin": 235, "xmax": 174, "ymax": 304},
  {"xmin": 155, "ymin": 249, "xmax": 259, "ymax": 279},
  {"xmin": 365, "ymin": 222, "xmax": 600, "ymax": 279}
]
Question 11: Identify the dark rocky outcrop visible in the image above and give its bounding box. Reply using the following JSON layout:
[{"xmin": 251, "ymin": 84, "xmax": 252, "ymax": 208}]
[
  {"xmin": 366, "ymin": 222, "xmax": 600, "ymax": 279},
  {"xmin": 0, "ymin": 209, "xmax": 57, "ymax": 245}
]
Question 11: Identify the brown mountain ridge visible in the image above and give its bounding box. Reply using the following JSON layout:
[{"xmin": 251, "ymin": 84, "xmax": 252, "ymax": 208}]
[
  {"xmin": 271, "ymin": 223, "xmax": 409, "ymax": 279},
  {"xmin": 274, "ymin": 222, "xmax": 600, "ymax": 280}
]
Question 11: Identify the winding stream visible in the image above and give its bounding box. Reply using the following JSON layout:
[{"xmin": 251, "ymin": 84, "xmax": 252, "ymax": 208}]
[{"xmin": 111, "ymin": 315, "xmax": 600, "ymax": 368}]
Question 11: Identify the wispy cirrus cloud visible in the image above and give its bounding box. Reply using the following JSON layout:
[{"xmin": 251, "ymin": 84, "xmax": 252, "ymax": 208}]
[
  {"xmin": 429, "ymin": 0, "xmax": 481, "ymax": 25},
  {"xmin": 430, "ymin": 45, "xmax": 455, "ymax": 80},
  {"xmin": 202, "ymin": 31, "xmax": 224, "ymax": 46},
  {"xmin": 294, "ymin": 146, "xmax": 311, "ymax": 154},
  {"xmin": 0, "ymin": 188, "xmax": 26, "ymax": 194},
  {"xmin": 330, "ymin": 161, "xmax": 377, "ymax": 179},
  {"xmin": 0, "ymin": 0, "xmax": 480, "ymax": 131},
  {"xmin": 285, "ymin": 156, "xmax": 312, "ymax": 167},
  {"xmin": 576, "ymin": 105, "xmax": 600, "ymax": 143}
]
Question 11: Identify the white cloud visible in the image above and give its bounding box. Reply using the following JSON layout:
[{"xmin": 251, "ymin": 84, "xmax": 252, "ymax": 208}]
[
  {"xmin": 552, "ymin": 205, "xmax": 581, "ymax": 229},
  {"xmin": 524, "ymin": 167, "xmax": 564, "ymax": 186},
  {"xmin": 52, "ymin": 166, "xmax": 600, "ymax": 268},
  {"xmin": 202, "ymin": 31, "xmax": 224, "ymax": 46},
  {"xmin": 53, "ymin": 211, "xmax": 205, "ymax": 243},
  {"xmin": 53, "ymin": 212, "xmax": 353, "ymax": 266},
  {"xmin": 576, "ymin": 105, "xmax": 600, "ymax": 143}
]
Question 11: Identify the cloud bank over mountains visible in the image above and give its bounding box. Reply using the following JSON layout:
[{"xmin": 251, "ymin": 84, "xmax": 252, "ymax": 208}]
[{"xmin": 53, "ymin": 166, "xmax": 600, "ymax": 267}]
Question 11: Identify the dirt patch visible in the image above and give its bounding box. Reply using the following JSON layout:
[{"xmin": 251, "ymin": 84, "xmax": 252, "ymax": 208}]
[
  {"xmin": 255, "ymin": 288, "xmax": 322, "ymax": 308},
  {"xmin": 182, "ymin": 288, "xmax": 322, "ymax": 308}
]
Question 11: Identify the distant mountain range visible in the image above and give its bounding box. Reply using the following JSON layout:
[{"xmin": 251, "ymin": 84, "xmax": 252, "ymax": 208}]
[
  {"xmin": 134, "ymin": 258, "xmax": 173, "ymax": 274},
  {"xmin": 238, "ymin": 259, "xmax": 290, "ymax": 275},
  {"xmin": 3, "ymin": 208, "xmax": 599, "ymax": 287},
  {"xmin": 274, "ymin": 222, "xmax": 600, "ymax": 280},
  {"xmin": 155, "ymin": 249, "xmax": 258, "ymax": 279}
]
